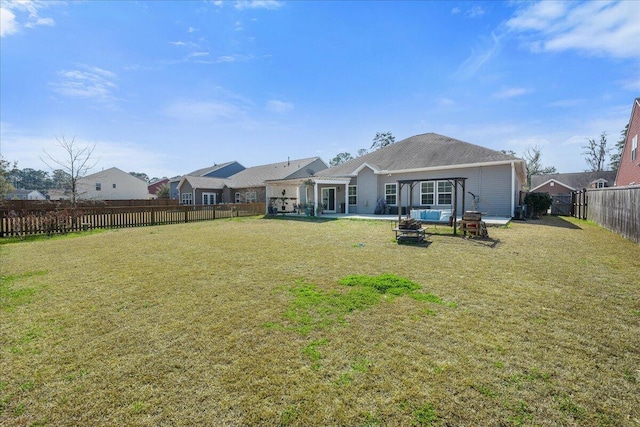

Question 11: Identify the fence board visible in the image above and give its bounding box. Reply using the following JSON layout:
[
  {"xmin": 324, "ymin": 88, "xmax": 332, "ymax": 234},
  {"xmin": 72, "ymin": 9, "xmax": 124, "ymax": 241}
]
[
  {"xmin": 0, "ymin": 203, "xmax": 265, "ymax": 238},
  {"xmin": 572, "ymin": 186, "xmax": 639, "ymax": 244}
]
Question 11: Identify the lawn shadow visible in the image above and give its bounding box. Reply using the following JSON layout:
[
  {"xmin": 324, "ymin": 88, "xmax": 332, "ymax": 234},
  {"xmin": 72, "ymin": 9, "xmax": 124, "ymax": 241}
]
[
  {"xmin": 262, "ymin": 214, "xmax": 338, "ymax": 223},
  {"xmin": 521, "ymin": 215, "xmax": 582, "ymax": 230},
  {"xmin": 432, "ymin": 233, "xmax": 501, "ymax": 249},
  {"xmin": 396, "ymin": 239, "xmax": 432, "ymax": 248}
]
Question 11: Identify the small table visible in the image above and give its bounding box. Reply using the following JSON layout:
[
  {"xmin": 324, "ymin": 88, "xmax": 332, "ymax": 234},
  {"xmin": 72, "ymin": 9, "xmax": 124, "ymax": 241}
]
[{"xmin": 393, "ymin": 227, "xmax": 426, "ymax": 243}]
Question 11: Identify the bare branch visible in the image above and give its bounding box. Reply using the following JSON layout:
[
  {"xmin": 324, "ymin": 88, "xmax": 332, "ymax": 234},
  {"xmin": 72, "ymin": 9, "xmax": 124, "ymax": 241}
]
[{"xmin": 40, "ymin": 135, "xmax": 99, "ymax": 206}]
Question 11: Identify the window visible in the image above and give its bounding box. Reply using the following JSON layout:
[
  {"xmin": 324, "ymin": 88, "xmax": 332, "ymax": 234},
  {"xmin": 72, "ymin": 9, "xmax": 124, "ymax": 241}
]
[
  {"xmin": 202, "ymin": 193, "xmax": 217, "ymax": 205},
  {"xmin": 595, "ymin": 181, "xmax": 605, "ymax": 188},
  {"xmin": 95, "ymin": 182, "xmax": 101, "ymax": 191},
  {"xmin": 348, "ymin": 186, "xmax": 357, "ymax": 205},
  {"xmin": 385, "ymin": 183, "xmax": 397, "ymax": 206},
  {"xmin": 420, "ymin": 182, "xmax": 435, "ymax": 205},
  {"xmin": 245, "ymin": 191, "xmax": 257, "ymax": 203},
  {"xmin": 112, "ymin": 183, "xmax": 117, "ymax": 189},
  {"xmin": 437, "ymin": 181, "xmax": 453, "ymax": 205},
  {"xmin": 181, "ymin": 193, "xmax": 192, "ymax": 205},
  {"xmin": 235, "ymin": 192, "xmax": 241, "ymax": 203},
  {"xmin": 632, "ymin": 134, "xmax": 638, "ymax": 162}
]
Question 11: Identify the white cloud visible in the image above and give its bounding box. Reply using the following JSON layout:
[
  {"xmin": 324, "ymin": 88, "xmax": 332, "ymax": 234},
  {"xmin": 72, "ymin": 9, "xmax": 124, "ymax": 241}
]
[
  {"xmin": 50, "ymin": 64, "xmax": 118, "ymax": 104},
  {"xmin": 546, "ymin": 99, "xmax": 585, "ymax": 108},
  {"xmin": 456, "ymin": 32, "xmax": 504, "ymax": 78},
  {"xmin": 438, "ymin": 98, "xmax": 455, "ymax": 107},
  {"xmin": 507, "ymin": 1, "xmax": 640, "ymax": 58},
  {"xmin": 266, "ymin": 100, "xmax": 293, "ymax": 113},
  {"xmin": 619, "ymin": 76, "xmax": 640, "ymax": 92},
  {"xmin": 234, "ymin": 1, "xmax": 283, "ymax": 11},
  {"xmin": 214, "ymin": 54, "xmax": 255, "ymax": 63},
  {"xmin": 465, "ymin": 6, "xmax": 485, "ymax": 18},
  {"xmin": 0, "ymin": 7, "xmax": 18, "ymax": 37},
  {"xmin": 451, "ymin": 7, "xmax": 461, "ymax": 15},
  {"xmin": 492, "ymin": 87, "xmax": 532, "ymax": 99},
  {"xmin": 0, "ymin": 0, "xmax": 57, "ymax": 37}
]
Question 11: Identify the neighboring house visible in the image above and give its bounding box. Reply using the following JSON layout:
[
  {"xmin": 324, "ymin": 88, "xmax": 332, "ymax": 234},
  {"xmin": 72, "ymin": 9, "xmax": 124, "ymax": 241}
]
[
  {"xmin": 45, "ymin": 189, "xmax": 70, "ymax": 201},
  {"xmin": 148, "ymin": 178, "xmax": 170, "ymax": 196},
  {"xmin": 615, "ymin": 97, "xmax": 640, "ymax": 186},
  {"xmin": 176, "ymin": 176, "xmax": 227, "ymax": 205},
  {"xmin": 530, "ymin": 171, "xmax": 618, "ymax": 194},
  {"xmin": 170, "ymin": 161, "xmax": 245, "ymax": 200},
  {"xmin": 225, "ymin": 157, "xmax": 327, "ymax": 207},
  {"xmin": 267, "ymin": 133, "xmax": 527, "ymax": 217},
  {"xmin": 76, "ymin": 167, "xmax": 151, "ymax": 200},
  {"xmin": 176, "ymin": 157, "xmax": 328, "ymax": 206},
  {"xmin": 5, "ymin": 189, "xmax": 47, "ymax": 200}
]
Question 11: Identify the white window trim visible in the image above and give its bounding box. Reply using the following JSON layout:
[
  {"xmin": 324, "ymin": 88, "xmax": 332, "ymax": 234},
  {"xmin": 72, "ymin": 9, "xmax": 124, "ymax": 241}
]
[
  {"xmin": 202, "ymin": 192, "xmax": 217, "ymax": 205},
  {"xmin": 632, "ymin": 134, "xmax": 638, "ymax": 162},
  {"xmin": 385, "ymin": 183, "xmax": 397, "ymax": 206},
  {"xmin": 181, "ymin": 192, "xmax": 193, "ymax": 205},
  {"xmin": 245, "ymin": 191, "xmax": 257, "ymax": 203},
  {"xmin": 348, "ymin": 185, "xmax": 357, "ymax": 205},
  {"xmin": 420, "ymin": 181, "xmax": 435, "ymax": 205},
  {"xmin": 437, "ymin": 181, "xmax": 453, "ymax": 205}
]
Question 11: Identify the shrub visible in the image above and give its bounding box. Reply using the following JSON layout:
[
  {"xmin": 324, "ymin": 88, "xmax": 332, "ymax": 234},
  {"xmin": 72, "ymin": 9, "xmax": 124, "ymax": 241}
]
[{"xmin": 524, "ymin": 192, "xmax": 552, "ymax": 219}]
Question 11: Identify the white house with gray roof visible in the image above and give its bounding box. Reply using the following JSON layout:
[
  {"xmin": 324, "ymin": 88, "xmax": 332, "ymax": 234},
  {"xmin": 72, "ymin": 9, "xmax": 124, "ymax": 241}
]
[{"xmin": 267, "ymin": 133, "xmax": 527, "ymax": 217}]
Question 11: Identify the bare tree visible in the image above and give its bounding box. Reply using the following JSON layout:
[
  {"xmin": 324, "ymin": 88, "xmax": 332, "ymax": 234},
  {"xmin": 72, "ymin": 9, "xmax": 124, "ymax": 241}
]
[
  {"xmin": 0, "ymin": 155, "xmax": 16, "ymax": 201},
  {"xmin": 41, "ymin": 135, "xmax": 98, "ymax": 206},
  {"xmin": 583, "ymin": 131, "xmax": 609, "ymax": 172},
  {"xmin": 523, "ymin": 145, "xmax": 557, "ymax": 188}
]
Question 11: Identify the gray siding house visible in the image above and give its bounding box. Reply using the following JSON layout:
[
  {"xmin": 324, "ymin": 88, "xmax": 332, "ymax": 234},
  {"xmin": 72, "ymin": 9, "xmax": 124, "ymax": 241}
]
[
  {"xmin": 224, "ymin": 157, "xmax": 328, "ymax": 208},
  {"xmin": 170, "ymin": 161, "xmax": 245, "ymax": 200},
  {"xmin": 267, "ymin": 133, "xmax": 527, "ymax": 217},
  {"xmin": 177, "ymin": 157, "xmax": 328, "ymax": 207}
]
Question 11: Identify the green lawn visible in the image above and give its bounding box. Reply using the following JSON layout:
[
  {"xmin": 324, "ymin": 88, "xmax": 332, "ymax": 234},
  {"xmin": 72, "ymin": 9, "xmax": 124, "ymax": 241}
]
[{"xmin": 1, "ymin": 216, "xmax": 639, "ymax": 426}]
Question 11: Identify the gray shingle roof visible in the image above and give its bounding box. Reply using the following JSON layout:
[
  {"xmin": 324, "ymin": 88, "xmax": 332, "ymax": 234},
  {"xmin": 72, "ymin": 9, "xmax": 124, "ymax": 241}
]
[
  {"xmin": 182, "ymin": 176, "xmax": 227, "ymax": 190},
  {"xmin": 186, "ymin": 161, "xmax": 238, "ymax": 177},
  {"xmin": 531, "ymin": 171, "xmax": 617, "ymax": 191},
  {"xmin": 226, "ymin": 157, "xmax": 322, "ymax": 188},
  {"xmin": 316, "ymin": 132, "xmax": 522, "ymax": 176}
]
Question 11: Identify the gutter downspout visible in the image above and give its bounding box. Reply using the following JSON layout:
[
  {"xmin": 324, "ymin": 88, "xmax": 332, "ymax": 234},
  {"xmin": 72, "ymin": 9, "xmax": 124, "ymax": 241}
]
[
  {"xmin": 314, "ymin": 182, "xmax": 319, "ymax": 215},
  {"xmin": 510, "ymin": 162, "xmax": 515, "ymax": 217},
  {"xmin": 345, "ymin": 185, "xmax": 349, "ymax": 214}
]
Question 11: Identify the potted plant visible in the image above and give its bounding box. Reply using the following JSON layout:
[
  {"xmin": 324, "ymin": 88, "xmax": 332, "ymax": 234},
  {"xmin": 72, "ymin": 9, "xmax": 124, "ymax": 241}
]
[{"xmin": 279, "ymin": 189, "xmax": 288, "ymax": 213}]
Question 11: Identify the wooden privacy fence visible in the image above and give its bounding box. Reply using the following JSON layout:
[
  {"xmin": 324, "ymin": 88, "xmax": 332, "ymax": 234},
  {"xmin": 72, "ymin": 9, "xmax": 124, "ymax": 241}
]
[
  {"xmin": 0, "ymin": 203, "xmax": 265, "ymax": 238},
  {"xmin": 572, "ymin": 186, "xmax": 640, "ymax": 244}
]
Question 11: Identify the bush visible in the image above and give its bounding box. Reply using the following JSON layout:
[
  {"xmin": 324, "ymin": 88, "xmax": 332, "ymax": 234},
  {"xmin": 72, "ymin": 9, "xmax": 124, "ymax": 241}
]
[{"xmin": 524, "ymin": 192, "xmax": 552, "ymax": 219}]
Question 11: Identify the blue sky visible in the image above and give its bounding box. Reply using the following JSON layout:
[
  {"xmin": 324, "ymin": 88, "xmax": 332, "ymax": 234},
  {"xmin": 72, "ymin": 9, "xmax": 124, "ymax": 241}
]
[{"xmin": 1, "ymin": 0, "xmax": 639, "ymax": 179}]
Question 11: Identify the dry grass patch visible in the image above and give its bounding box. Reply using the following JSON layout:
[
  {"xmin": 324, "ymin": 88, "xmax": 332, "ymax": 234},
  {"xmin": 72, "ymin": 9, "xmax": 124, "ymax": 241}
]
[{"xmin": 1, "ymin": 215, "xmax": 639, "ymax": 426}]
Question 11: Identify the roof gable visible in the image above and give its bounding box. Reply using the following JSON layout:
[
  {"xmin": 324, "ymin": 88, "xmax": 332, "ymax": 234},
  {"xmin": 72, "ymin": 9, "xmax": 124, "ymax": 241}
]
[
  {"xmin": 530, "ymin": 171, "xmax": 617, "ymax": 191},
  {"xmin": 186, "ymin": 161, "xmax": 243, "ymax": 177},
  {"xmin": 178, "ymin": 176, "xmax": 227, "ymax": 191},
  {"xmin": 226, "ymin": 157, "xmax": 324, "ymax": 188}
]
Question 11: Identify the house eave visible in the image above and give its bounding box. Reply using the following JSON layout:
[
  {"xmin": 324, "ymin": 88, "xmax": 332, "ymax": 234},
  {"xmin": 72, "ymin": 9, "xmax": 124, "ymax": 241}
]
[
  {"xmin": 530, "ymin": 179, "xmax": 576, "ymax": 193},
  {"xmin": 378, "ymin": 160, "xmax": 527, "ymax": 182}
]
